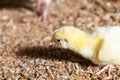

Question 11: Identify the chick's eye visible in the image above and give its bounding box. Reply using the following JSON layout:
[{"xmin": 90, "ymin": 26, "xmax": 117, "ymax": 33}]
[{"xmin": 56, "ymin": 39, "xmax": 61, "ymax": 43}]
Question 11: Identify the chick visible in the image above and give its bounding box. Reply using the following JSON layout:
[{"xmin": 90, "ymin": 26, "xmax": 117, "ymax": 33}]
[{"xmin": 52, "ymin": 26, "xmax": 120, "ymax": 74}]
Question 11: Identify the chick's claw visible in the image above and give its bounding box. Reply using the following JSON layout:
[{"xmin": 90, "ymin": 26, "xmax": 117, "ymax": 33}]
[{"xmin": 96, "ymin": 65, "xmax": 115, "ymax": 75}]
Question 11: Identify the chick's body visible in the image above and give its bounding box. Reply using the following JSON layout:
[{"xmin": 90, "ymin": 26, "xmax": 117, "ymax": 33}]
[{"xmin": 52, "ymin": 26, "xmax": 120, "ymax": 65}]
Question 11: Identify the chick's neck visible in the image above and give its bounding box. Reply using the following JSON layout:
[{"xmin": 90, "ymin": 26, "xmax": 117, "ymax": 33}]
[{"xmin": 71, "ymin": 32, "xmax": 103, "ymax": 60}]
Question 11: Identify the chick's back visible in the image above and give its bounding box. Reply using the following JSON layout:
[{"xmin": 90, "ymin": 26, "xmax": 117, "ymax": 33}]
[{"xmin": 94, "ymin": 26, "xmax": 120, "ymax": 65}]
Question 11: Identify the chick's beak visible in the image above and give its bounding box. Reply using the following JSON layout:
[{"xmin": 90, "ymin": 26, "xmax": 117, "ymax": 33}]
[{"xmin": 49, "ymin": 39, "xmax": 56, "ymax": 48}]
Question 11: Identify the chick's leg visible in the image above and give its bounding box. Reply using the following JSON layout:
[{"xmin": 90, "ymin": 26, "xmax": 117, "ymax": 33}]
[
  {"xmin": 35, "ymin": 0, "xmax": 50, "ymax": 21},
  {"xmin": 27, "ymin": 0, "xmax": 42, "ymax": 9},
  {"xmin": 96, "ymin": 65, "xmax": 115, "ymax": 75},
  {"xmin": 33, "ymin": 0, "xmax": 45, "ymax": 21},
  {"xmin": 40, "ymin": 5, "xmax": 49, "ymax": 21},
  {"xmin": 36, "ymin": 0, "xmax": 42, "ymax": 10}
]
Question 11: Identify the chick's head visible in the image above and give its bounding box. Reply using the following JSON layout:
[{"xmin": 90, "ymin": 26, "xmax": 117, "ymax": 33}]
[{"xmin": 52, "ymin": 26, "xmax": 85, "ymax": 49}]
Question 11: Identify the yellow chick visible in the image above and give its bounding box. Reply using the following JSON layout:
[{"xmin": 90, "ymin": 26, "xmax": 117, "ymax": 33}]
[{"xmin": 52, "ymin": 26, "xmax": 120, "ymax": 74}]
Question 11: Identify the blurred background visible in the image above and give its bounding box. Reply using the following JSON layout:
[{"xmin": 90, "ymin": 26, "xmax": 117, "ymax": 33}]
[{"xmin": 0, "ymin": 0, "xmax": 120, "ymax": 79}]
